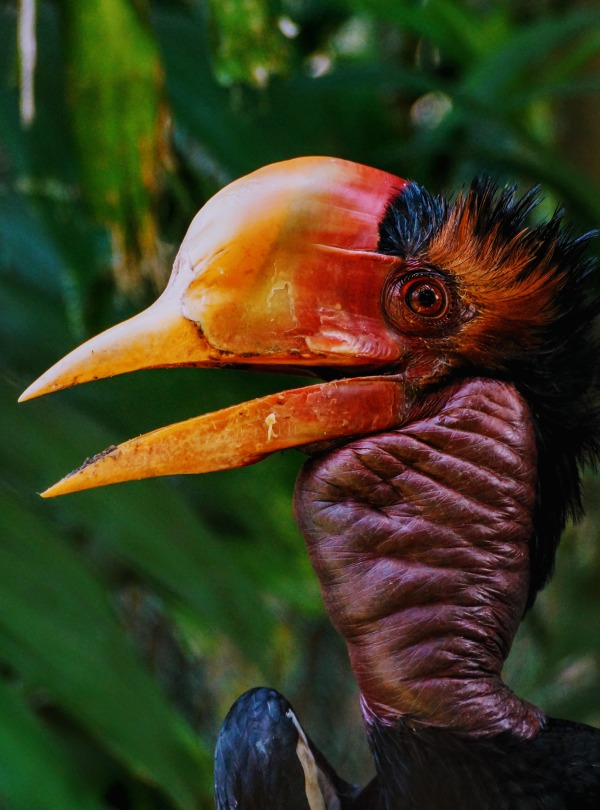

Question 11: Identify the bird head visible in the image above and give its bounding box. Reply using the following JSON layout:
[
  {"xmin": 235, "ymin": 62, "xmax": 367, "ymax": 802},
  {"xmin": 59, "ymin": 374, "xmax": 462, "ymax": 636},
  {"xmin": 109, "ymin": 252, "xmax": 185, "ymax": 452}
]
[{"xmin": 20, "ymin": 156, "xmax": 600, "ymax": 608}]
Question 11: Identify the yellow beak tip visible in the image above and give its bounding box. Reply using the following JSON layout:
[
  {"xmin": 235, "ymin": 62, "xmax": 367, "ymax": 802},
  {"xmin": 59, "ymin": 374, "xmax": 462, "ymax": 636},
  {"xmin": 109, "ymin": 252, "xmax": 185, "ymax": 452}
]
[
  {"xmin": 40, "ymin": 478, "xmax": 75, "ymax": 499},
  {"xmin": 18, "ymin": 373, "xmax": 60, "ymax": 403},
  {"xmin": 18, "ymin": 384, "xmax": 39, "ymax": 403}
]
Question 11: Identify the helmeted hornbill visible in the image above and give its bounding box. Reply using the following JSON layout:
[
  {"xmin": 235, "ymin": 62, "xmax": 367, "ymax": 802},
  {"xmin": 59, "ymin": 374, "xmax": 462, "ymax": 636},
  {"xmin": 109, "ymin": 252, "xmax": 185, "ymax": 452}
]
[{"xmin": 21, "ymin": 157, "xmax": 600, "ymax": 808}]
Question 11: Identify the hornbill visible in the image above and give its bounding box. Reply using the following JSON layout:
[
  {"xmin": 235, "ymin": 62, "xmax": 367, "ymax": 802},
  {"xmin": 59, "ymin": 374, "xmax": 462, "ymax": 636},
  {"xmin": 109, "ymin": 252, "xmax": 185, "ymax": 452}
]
[{"xmin": 20, "ymin": 157, "xmax": 600, "ymax": 808}]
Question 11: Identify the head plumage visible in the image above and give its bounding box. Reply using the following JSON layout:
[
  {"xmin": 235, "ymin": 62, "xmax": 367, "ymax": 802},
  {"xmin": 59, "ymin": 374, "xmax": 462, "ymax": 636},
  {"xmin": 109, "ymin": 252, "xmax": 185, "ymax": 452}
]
[{"xmin": 380, "ymin": 178, "xmax": 600, "ymax": 606}]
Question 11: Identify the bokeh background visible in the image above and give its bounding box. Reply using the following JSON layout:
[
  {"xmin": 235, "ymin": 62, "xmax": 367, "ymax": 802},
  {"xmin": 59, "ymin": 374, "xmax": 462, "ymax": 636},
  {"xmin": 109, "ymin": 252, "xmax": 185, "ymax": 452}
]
[{"xmin": 1, "ymin": 0, "xmax": 600, "ymax": 807}]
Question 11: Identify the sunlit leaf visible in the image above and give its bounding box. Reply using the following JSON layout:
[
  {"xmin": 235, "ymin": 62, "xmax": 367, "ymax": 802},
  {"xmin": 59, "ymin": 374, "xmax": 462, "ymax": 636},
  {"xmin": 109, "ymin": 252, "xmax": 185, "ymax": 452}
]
[
  {"xmin": 62, "ymin": 0, "xmax": 167, "ymax": 292},
  {"xmin": 207, "ymin": 0, "xmax": 290, "ymax": 87}
]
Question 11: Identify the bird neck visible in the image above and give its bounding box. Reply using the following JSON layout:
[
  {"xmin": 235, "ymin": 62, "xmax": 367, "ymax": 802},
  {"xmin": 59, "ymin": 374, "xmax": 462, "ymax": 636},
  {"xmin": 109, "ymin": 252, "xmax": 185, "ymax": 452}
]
[{"xmin": 294, "ymin": 377, "xmax": 544, "ymax": 740}]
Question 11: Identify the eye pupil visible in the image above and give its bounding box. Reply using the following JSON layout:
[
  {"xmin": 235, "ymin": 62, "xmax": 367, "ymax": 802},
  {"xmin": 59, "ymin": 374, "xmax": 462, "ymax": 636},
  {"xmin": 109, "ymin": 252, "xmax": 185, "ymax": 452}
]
[{"xmin": 415, "ymin": 286, "xmax": 437, "ymax": 309}]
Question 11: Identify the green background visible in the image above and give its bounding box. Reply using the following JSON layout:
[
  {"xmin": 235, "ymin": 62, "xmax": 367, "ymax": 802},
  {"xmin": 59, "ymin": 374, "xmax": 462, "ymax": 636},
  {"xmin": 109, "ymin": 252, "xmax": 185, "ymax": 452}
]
[{"xmin": 1, "ymin": 0, "xmax": 600, "ymax": 806}]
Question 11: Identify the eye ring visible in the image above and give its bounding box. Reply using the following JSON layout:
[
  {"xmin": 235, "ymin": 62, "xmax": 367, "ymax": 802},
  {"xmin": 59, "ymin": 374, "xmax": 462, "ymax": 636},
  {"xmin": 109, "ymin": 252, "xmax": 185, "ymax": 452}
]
[
  {"xmin": 383, "ymin": 270, "xmax": 454, "ymax": 335},
  {"xmin": 402, "ymin": 276, "xmax": 448, "ymax": 318}
]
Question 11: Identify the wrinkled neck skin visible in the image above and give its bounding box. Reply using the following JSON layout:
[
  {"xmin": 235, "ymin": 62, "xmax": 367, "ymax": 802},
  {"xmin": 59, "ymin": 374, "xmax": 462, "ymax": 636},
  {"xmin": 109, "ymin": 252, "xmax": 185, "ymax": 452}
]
[{"xmin": 294, "ymin": 378, "xmax": 544, "ymax": 741}]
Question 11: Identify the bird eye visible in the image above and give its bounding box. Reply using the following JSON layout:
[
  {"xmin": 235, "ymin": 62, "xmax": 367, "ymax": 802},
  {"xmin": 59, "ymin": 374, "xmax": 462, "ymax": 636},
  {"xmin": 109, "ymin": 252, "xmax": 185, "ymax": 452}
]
[
  {"xmin": 402, "ymin": 277, "xmax": 448, "ymax": 318},
  {"xmin": 383, "ymin": 271, "xmax": 454, "ymax": 335}
]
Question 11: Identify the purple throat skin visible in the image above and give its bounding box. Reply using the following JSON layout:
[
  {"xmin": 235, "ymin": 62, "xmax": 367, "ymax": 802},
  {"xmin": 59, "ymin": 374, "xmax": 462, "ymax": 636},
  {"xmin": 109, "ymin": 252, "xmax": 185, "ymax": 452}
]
[{"xmin": 294, "ymin": 377, "xmax": 544, "ymax": 740}]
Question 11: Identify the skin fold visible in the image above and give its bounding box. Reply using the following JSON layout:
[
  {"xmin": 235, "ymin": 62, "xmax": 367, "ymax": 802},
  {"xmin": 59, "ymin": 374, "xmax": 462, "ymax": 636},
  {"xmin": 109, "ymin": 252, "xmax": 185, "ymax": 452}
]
[{"xmin": 295, "ymin": 378, "xmax": 542, "ymax": 739}]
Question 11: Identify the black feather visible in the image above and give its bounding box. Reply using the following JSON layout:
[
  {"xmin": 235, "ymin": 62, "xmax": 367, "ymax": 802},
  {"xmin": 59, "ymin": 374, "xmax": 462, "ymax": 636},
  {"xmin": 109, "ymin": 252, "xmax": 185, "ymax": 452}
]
[
  {"xmin": 378, "ymin": 181, "xmax": 447, "ymax": 259},
  {"xmin": 368, "ymin": 717, "xmax": 600, "ymax": 809}
]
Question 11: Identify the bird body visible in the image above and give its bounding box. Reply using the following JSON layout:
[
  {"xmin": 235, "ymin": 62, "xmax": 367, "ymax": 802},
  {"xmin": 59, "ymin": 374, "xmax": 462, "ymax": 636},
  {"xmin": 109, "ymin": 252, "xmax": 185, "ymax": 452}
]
[
  {"xmin": 368, "ymin": 715, "xmax": 600, "ymax": 809},
  {"xmin": 20, "ymin": 157, "xmax": 600, "ymax": 808}
]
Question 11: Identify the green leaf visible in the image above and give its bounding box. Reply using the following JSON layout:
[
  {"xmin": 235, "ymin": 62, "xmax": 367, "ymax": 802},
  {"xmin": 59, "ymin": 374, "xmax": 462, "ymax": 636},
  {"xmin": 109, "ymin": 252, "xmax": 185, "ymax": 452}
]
[
  {"xmin": 0, "ymin": 481, "xmax": 210, "ymax": 808},
  {"xmin": 463, "ymin": 8, "xmax": 600, "ymax": 103},
  {"xmin": 353, "ymin": 0, "xmax": 504, "ymax": 66},
  {"xmin": 3, "ymin": 368, "xmax": 278, "ymax": 668},
  {"xmin": 62, "ymin": 0, "xmax": 167, "ymax": 292},
  {"xmin": 0, "ymin": 680, "xmax": 102, "ymax": 810},
  {"xmin": 207, "ymin": 0, "xmax": 290, "ymax": 87}
]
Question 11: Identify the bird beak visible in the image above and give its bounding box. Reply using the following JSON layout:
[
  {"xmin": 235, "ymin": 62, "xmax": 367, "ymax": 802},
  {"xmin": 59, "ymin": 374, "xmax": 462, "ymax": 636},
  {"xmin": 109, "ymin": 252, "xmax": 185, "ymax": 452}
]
[{"xmin": 20, "ymin": 157, "xmax": 415, "ymax": 496}]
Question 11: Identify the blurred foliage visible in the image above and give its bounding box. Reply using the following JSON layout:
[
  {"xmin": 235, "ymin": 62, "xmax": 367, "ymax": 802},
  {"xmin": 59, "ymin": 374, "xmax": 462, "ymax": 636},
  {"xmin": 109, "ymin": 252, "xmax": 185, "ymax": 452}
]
[
  {"xmin": 1, "ymin": 0, "xmax": 600, "ymax": 807},
  {"xmin": 63, "ymin": 0, "xmax": 167, "ymax": 292},
  {"xmin": 207, "ymin": 0, "xmax": 289, "ymax": 86}
]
